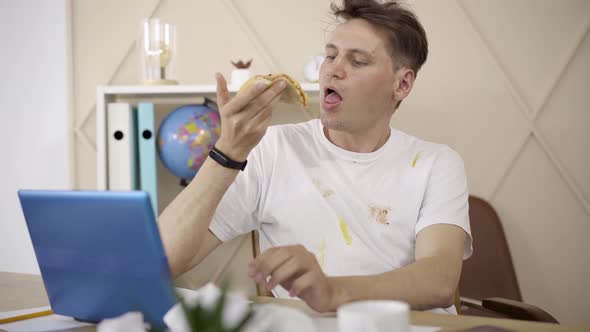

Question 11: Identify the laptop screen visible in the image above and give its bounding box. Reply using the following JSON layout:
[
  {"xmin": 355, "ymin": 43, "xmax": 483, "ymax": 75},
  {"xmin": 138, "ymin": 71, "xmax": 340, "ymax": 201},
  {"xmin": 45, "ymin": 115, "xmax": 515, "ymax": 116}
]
[{"xmin": 18, "ymin": 190, "xmax": 176, "ymax": 328}]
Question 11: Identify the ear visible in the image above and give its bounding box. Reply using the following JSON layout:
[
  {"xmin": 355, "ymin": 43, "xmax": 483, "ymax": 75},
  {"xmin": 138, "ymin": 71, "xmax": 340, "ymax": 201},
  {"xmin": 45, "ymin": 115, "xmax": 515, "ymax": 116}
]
[{"xmin": 393, "ymin": 68, "xmax": 415, "ymax": 102}]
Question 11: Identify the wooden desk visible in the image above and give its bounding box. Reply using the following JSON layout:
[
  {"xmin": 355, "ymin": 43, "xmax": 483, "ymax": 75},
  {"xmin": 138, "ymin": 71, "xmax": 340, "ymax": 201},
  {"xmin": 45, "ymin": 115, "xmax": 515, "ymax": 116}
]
[{"xmin": 0, "ymin": 272, "xmax": 586, "ymax": 332}]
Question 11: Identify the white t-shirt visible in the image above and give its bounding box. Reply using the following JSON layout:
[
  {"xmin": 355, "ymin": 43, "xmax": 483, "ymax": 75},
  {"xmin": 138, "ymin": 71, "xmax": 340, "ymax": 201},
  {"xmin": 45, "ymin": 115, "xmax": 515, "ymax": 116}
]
[{"xmin": 209, "ymin": 119, "xmax": 472, "ymax": 314}]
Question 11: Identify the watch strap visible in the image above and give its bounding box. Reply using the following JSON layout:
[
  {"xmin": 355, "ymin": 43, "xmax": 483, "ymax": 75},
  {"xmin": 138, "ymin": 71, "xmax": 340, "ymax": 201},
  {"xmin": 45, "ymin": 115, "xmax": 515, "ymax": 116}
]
[{"xmin": 209, "ymin": 146, "xmax": 247, "ymax": 171}]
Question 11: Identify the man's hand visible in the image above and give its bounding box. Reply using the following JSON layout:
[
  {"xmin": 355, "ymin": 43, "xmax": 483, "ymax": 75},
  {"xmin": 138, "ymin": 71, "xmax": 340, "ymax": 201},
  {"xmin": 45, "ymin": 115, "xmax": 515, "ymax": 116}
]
[
  {"xmin": 213, "ymin": 73, "xmax": 286, "ymax": 162},
  {"xmin": 248, "ymin": 245, "xmax": 337, "ymax": 312}
]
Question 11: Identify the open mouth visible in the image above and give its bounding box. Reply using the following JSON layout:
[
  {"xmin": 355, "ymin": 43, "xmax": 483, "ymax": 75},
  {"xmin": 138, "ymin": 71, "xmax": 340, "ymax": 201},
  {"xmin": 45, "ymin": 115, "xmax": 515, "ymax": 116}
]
[{"xmin": 324, "ymin": 88, "xmax": 343, "ymax": 104}]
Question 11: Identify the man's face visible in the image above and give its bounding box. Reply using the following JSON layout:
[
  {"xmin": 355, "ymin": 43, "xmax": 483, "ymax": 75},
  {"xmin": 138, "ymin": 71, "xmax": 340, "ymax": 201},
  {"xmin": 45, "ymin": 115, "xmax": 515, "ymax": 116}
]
[{"xmin": 319, "ymin": 18, "xmax": 399, "ymax": 134}]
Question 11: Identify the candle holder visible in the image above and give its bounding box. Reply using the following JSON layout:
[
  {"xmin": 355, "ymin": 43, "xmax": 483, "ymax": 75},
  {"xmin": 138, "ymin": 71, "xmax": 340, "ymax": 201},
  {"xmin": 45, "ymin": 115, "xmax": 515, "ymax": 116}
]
[{"xmin": 140, "ymin": 18, "xmax": 177, "ymax": 85}]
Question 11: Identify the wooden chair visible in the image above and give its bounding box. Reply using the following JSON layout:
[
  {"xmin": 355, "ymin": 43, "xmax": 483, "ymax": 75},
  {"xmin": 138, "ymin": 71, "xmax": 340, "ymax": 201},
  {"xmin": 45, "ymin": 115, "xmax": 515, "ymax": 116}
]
[
  {"xmin": 251, "ymin": 230, "xmax": 274, "ymax": 297},
  {"xmin": 458, "ymin": 196, "xmax": 559, "ymax": 323}
]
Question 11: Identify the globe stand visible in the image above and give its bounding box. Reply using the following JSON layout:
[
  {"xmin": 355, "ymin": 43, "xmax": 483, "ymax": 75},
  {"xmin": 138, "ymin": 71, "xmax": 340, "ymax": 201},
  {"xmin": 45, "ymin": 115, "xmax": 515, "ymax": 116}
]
[
  {"xmin": 203, "ymin": 97, "xmax": 218, "ymax": 110},
  {"xmin": 180, "ymin": 179, "xmax": 189, "ymax": 187}
]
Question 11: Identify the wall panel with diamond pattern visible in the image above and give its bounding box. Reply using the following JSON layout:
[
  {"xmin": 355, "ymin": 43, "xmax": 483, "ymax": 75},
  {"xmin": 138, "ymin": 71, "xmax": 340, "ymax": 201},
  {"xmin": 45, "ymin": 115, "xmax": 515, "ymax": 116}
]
[{"xmin": 72, "ymin": 0, "xmax": 590, "ymax": 324}]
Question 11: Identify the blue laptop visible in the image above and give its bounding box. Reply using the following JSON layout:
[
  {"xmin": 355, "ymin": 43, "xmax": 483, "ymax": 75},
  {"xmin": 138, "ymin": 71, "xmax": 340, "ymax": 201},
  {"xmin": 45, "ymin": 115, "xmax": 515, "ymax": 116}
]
[{"xmin": 17, "ymin": 190, "xmax": 177, "ymax": 328}]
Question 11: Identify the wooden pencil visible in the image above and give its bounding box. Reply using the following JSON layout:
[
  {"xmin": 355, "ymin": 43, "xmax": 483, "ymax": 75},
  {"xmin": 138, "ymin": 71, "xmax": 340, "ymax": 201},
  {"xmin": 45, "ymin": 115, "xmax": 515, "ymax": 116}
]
[{"xmin": 0, "ymin": 309, "xmax": 53, "ymax": 324}]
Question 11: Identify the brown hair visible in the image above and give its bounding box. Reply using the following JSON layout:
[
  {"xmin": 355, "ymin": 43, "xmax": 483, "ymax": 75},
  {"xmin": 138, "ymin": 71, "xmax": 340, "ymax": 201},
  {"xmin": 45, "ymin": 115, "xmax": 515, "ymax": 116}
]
[{"xmin": 331, "ymin": 0, "xmax": 428, "ymax": 75}]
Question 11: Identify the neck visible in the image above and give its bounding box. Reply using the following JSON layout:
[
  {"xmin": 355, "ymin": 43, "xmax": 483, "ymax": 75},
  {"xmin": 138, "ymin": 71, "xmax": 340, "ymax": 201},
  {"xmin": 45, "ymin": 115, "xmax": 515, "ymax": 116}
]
[{"xmin": 323, "ymin": 122, "xmax": 391, "ymax": 153}]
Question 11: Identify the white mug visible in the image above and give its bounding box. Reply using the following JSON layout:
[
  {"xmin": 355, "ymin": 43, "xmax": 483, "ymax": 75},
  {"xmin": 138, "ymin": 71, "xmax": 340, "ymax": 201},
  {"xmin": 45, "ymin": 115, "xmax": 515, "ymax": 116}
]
[{"xmin": 338, "ymin": 300, "xmax": 410, "ymax": 332}]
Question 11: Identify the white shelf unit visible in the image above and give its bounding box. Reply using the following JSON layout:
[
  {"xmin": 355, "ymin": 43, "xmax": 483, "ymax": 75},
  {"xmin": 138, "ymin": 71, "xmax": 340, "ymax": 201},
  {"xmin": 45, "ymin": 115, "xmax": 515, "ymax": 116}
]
[{"xmin": 96, "ymin": 83, "xmax": 320, "ymax": 190}]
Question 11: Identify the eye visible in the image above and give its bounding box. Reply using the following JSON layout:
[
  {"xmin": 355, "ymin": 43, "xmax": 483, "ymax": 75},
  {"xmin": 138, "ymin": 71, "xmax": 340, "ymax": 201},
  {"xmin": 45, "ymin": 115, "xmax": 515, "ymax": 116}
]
[
  {"xmin": 352, "ymin": 59, "xmax": 367, "ymax": 67},
  {"xmin": 325, "ymin": 55, "xmax": 336, "ymax": 61}
]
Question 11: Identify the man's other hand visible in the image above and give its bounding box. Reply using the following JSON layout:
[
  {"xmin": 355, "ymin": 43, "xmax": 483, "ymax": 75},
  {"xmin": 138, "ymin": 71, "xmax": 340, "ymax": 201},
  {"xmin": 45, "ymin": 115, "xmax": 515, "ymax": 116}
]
[{"xmin": 248, "ymin": 244, "xmax": 336, "ymax": 312}]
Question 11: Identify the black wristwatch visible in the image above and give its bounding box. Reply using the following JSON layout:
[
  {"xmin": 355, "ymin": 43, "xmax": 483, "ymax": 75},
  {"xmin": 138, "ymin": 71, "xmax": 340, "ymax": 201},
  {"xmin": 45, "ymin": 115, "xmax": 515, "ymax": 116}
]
[{"xmin": 209, "ymin": 146, "xmax": 248, "ymax": 171}]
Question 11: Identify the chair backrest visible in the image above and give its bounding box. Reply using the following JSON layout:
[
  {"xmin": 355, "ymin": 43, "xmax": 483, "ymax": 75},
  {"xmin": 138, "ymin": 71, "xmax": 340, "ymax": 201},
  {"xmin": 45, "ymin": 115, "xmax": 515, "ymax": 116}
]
[
  {"xmin": 460, "ymin": 196, "xmax": 522, "ymax": 301},
  {"xmin": 174, "ymin": 233, "xmax": 256, "ymax": 295}
]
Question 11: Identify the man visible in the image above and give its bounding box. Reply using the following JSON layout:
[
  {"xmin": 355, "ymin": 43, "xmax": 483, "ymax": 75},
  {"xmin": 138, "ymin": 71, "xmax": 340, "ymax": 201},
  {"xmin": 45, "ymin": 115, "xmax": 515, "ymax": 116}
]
[{"xmin": 158, "ymin": 0, "xmax": 472, "ymax": 314}]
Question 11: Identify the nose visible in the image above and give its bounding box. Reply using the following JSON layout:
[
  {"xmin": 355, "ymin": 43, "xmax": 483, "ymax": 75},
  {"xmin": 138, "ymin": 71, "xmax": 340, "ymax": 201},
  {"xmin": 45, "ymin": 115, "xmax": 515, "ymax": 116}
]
[{"xmin": 321, "ymin": 56, "xmax": 346, "ymax": 80}]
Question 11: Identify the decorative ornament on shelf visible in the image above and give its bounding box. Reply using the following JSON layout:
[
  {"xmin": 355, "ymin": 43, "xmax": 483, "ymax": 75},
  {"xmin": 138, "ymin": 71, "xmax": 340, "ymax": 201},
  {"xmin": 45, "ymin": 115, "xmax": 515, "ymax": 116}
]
[
  {"xmin": 303, "ymin": 55, "xmax": 325, "ymax": 83},
  {"xmin": 140, "ymin": 18, "xmax": 178, "ymax": 85},
  {"xmin": 230, "ymin": 59, "xmax": 253, "ymax": 89}
]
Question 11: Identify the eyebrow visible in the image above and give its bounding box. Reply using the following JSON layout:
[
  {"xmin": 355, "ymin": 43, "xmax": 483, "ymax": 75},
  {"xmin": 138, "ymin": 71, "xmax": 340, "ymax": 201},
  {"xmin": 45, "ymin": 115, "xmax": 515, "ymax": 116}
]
[{"xmin": 325, "ymin": 43, "xmax": 373, "ymax": 57}]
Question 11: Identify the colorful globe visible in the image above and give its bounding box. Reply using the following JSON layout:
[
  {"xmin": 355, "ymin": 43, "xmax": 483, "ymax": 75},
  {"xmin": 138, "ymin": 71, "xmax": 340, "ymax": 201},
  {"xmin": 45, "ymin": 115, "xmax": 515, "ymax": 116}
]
[{"xmin": 157, "ymin": 103, "xmax": 221, "ymax": 181}]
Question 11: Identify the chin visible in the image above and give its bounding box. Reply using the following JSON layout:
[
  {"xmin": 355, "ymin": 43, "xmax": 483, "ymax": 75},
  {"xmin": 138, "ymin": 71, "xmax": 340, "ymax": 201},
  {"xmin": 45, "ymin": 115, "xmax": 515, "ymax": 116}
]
[{"xmin": 320, "ymin": 113, "xmax": 345, "ymax": 131}]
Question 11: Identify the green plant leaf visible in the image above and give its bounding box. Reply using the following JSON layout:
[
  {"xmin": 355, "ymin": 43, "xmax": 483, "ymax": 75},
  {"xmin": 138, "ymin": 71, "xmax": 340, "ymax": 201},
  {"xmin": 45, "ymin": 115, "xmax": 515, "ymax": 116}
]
[{"xmin": 176, "ymin": 282, "xmax": 254, "ymax": 332}]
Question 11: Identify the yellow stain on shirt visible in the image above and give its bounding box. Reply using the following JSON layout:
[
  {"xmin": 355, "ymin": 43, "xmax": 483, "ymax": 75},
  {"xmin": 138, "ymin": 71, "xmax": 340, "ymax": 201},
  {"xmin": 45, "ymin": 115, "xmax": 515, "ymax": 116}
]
[
  {"xmin": 412, "ymin": 151, "xmax": 423, "ymax": 168},
  {"xmin": 312, "ymin": 178, "xmax": 334, "ymax": 198},
  {"xmin": 318, "ymin": 238, "xmax": 326, "ymax": 268},
  {"xmin": 339, "ymin": 218, "xmax": 352, "ymax": 246}
]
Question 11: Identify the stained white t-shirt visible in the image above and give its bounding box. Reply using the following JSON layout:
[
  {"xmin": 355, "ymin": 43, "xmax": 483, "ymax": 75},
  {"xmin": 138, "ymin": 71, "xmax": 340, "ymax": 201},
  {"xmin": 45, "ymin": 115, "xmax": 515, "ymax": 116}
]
[{"xmin": 209, "ymin": 119, "xmax": 472, "ymax": 314}]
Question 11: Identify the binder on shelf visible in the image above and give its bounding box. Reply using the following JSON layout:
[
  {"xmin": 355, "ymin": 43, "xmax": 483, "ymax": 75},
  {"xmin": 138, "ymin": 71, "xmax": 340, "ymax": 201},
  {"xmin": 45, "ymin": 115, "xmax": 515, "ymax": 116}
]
[
  {"xmin": 137, "ymin": 102, "xmax": 159, "ymax": 217},
  {"xmin": 107, "ymin": 103, "xmax": 138, "ymax": 190}
]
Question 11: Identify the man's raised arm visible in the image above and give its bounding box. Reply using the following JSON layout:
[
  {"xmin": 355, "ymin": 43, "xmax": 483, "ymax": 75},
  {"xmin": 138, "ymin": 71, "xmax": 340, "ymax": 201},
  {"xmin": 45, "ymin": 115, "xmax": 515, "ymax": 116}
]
[{"xmin": 157, "ymin": 73, "xmax": 286, "ymax": 277}]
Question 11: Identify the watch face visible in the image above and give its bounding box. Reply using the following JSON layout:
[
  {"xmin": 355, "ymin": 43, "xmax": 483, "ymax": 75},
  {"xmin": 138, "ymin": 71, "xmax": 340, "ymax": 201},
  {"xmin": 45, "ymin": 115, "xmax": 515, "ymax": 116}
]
[{"xmin": 303, "ymin": 55, "xmax": 325, "ymax": 83}]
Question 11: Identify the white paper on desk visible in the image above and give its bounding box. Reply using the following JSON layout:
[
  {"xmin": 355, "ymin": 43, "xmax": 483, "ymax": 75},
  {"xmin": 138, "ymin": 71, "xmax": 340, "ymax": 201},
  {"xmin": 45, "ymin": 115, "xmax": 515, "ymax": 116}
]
[
  {"xmin": 0, "ymin": 307, "xmax": 91, "ymax": 332},
  {"xmin": 249, "ymin": 303, "xmax": 316, "ymax": 332},
  {"xmin": 312, "ymin": 316, "xmax": 439, "ymax": 332},
  {"xmin": 410, "ymin": 326, "xmax": 440, "ymax": 332}
]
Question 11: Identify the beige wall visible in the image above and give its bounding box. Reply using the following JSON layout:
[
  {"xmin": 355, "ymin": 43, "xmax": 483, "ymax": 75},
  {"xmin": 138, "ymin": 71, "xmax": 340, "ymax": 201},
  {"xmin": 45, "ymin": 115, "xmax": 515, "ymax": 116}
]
[{"xmin": 71, "ymin": 0, "xmax": 590, "ymax": 325}]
